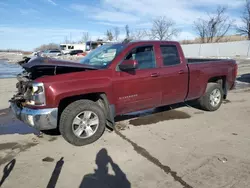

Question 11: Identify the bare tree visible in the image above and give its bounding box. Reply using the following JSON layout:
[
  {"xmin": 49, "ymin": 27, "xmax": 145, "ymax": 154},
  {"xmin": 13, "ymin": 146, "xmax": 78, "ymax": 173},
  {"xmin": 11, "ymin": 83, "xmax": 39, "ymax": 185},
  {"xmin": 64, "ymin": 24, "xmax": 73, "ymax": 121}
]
[
  {"xmin": 106, "ymin": 30, "xmax": 114, "ymax": 41},
  {"xmin": 194, "ymin": 19, "xmax": 207, "ymax": 43},
  {"xmin": 131, "ymin": 29, "xmax": 147, "ymax": 40},
  {"xmin": 150, "ymin": 16, "xmax": 180, "ymax": 40},
  {"xmin": 193, "ymin": 6, "xmax": 234, "ymax": 43},
  {"xmin": 82, "ymin": 32, "xmax": 90, "ymax": 43},
  {"xmin": 236, "ymin": 0, "xmax": 250, "ymax": 40},
  {"xmin": 34, "ymin": 43, "xmax": 60, "ymax": 51},
  {"xmin": 180, "ymin": 40, "xmax": 193, "ymax": 44},
  {"xmin": 64, "ymin": 36, "xmax": 70, "ymax": 44},
  {"xmin": 125, "ymin": 25, "xmax": 130, "ymax": 39},
  {"xmin": 114, "ymin": 27, "xmax": 120, "ymax": 41}
]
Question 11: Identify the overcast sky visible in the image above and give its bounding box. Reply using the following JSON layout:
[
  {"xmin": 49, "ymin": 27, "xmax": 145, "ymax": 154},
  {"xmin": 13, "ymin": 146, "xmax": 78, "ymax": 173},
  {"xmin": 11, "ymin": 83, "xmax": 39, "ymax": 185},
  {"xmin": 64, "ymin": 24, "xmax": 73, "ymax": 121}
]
[{"xmin": 0, "ymin": 0, "xmax": 245, "ymax": 50}]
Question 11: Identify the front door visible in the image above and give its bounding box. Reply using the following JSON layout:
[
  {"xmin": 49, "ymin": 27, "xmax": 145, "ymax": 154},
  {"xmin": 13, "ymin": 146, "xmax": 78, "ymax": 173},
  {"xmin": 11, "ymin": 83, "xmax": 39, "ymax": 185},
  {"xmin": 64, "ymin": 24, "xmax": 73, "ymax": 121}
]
[{"xmin": 113, "ymin": 45, "xmax": 162, "ymax": 115}]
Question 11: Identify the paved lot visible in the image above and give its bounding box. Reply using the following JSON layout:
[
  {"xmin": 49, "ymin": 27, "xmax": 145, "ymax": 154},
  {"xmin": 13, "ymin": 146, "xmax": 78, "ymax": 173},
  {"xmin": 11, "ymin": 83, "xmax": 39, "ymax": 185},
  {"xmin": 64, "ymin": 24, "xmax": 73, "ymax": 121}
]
[
  {"xmin": 0, "ymin": 59, "xmax": 250, "ymax": 188},
  {"xmin": 0, "ymin": 78, "xmax": 17, "ymax": 110},
  {"xmin": 0, "ymin": 88, "xmax": 249, "ymax": 188}
]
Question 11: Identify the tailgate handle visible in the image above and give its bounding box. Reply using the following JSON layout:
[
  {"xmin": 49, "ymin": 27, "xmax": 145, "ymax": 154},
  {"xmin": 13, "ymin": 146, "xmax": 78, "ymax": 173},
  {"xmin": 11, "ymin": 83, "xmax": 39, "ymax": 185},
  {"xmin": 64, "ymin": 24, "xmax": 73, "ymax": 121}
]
[
  {"xmin": 151, "ymin": 73, "xmax": 160, "ymax": 77},
  {"xmin": 178, "ymin": 70, "xmax": 184, "ymax": 74}
]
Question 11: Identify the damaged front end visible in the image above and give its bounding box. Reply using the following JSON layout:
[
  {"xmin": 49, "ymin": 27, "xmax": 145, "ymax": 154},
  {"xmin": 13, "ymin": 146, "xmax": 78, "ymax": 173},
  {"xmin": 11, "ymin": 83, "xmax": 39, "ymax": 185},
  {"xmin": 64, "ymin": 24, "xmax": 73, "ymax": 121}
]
[
  {"xmin": 10, "ymin": 56, "xmax": 95, "ymax": 106},
  {"xmin": 9, "ymin": 56, "xmax": 94, "ymax": 130},
  {"xmin": 9, "ymin": 73, "xmax": 57, "ymax": 130},
  {"xmin": 10, "ymin": 75, "xmax": 46, "ymax": 107},
  {"xmin": 9, "ymin": 69, "xmax": 54, "ymax": 130},
  {"xmin": 10, "ymin": 73, "xmax": 32, "ymax": 107},
  {"xmin": 9, "ymin": 67, "xmax": 46, "ymax": 108}
]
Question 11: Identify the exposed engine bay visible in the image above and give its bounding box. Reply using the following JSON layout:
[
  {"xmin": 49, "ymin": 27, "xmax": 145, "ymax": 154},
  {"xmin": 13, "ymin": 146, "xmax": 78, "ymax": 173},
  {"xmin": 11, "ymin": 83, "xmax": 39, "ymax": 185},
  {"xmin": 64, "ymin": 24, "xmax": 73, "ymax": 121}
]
[{"xmin": 10, "ymin": 56, "xmax": 96, "ymax": 107}]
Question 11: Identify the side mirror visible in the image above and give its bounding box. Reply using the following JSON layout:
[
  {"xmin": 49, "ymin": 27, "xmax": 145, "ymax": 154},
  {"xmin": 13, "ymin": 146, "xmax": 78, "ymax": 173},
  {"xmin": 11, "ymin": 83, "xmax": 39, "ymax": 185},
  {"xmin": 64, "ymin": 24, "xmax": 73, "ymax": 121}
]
[{"xmin": 119, "ymin": 60, "xmax": 138, "ymax": 71}]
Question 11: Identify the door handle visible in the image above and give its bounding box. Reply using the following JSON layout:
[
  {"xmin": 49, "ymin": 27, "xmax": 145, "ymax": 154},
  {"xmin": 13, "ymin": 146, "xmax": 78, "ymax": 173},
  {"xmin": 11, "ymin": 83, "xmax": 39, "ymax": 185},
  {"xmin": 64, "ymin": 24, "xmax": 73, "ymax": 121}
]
[
  {"xmin": 151, "ymin": 73, "xmax": 159, "ymax": 77},
  {"xmin": 178, "ymin": 70, "xmax": 184, "ymax": 74}
]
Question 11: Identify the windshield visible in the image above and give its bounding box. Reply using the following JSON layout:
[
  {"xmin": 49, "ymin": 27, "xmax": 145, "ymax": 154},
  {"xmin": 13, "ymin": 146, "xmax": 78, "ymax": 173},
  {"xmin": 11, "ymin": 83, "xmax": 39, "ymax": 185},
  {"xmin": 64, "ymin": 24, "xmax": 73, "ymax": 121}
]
[{"xmin": 80, "ymin": 43, "xmax": 125, "ymax": 68}]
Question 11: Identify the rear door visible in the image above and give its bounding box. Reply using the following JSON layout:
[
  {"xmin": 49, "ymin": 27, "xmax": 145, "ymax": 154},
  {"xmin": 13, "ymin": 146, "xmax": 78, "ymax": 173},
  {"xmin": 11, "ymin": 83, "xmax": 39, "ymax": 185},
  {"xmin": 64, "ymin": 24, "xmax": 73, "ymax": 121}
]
[
  {"xmin": 113, "ymin": 45, "xmax": 162, "ymax": 115},
  {"xmin": 157, "ymin": 44, "xmax": 189, "ymax": 105}
]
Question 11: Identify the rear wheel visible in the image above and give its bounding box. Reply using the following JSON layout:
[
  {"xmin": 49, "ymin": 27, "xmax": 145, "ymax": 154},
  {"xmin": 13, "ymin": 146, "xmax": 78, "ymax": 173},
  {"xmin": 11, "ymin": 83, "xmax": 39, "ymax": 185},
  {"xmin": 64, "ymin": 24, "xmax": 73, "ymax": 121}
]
[
  {"xmin": 198, "ymin": 83, "xmax": 223, "ymax": 111},
  {"xmin": 59, "ymin": 100, "xmax": 106, "ymax": 146}
]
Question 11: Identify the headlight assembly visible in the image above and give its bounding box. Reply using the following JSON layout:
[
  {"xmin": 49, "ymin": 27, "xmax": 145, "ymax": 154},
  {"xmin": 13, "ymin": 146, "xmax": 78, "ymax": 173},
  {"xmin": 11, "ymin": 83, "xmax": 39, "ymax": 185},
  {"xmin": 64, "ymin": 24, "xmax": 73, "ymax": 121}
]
[{"xmin": 27, "ymin": 82, "xmax": 46, "ymax": 106}]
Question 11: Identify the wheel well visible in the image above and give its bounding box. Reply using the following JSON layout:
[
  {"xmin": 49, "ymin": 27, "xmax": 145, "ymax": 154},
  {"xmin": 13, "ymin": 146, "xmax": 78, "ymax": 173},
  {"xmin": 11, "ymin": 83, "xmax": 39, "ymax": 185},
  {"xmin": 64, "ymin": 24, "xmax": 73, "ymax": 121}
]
[
  {"xmin": 57, "ymin": 93, "xmax": 107, "ymax": 127},
  {"xmin": 207, "ymin": 76, "xmax": 227, "ymax": 99}
]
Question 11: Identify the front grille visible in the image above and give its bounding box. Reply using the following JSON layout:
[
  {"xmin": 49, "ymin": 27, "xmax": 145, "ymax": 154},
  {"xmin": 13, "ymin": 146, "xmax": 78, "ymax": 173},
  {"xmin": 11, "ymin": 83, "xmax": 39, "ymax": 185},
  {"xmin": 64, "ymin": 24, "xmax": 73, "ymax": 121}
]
[
  {"xmin": 16, "ymin": 71, "xmax": 32, "ymax": 95},
  {"xmin": 16, "ymin": 81, "xmax": 27, "ymax": 94}
]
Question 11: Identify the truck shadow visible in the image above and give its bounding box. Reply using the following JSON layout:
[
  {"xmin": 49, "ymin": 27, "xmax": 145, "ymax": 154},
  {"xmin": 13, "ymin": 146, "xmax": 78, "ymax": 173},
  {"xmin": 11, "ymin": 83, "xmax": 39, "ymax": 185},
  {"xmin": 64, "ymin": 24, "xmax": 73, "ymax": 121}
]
[
  {"xmin": 0, "ymin": 108, "xmax": 40, "ymax": 135},
  {"xmin": 115, "ymin": 102, "xmax": 195, "ymax": 126},
  {"xmin": 237, "ymin": 73, "xmax": 250, "ymax": 83},
  {"xmin": 0, "ymin": 120, "xmax": 39, "ymax": 135}
]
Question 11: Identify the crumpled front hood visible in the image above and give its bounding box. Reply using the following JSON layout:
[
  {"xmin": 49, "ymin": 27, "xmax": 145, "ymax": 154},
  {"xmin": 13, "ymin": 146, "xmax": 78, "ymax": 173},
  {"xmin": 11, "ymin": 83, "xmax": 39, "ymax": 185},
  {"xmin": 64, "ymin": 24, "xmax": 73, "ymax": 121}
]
[
  {"xmin": 20, "ymin": 56, "xmax": 97, "ymax": 70},
  {"xmin": 17, "ymin": 56, "xmax": 98, "ymax": 80}
]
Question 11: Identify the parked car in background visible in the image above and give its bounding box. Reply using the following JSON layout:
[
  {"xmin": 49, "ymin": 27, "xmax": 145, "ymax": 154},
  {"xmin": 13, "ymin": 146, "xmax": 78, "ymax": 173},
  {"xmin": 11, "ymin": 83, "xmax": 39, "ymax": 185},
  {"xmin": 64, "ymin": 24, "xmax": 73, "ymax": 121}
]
[
  {"xmin": 77, "ymin": 52, "xmax": 87, "ymax": 57},
  {"xmin": 69, "ymin": 50, "xmax": 84, "ymax": 56},
  {"xmin": 41, "ymin": 49, "xmax": 62, "ymax": 57}
]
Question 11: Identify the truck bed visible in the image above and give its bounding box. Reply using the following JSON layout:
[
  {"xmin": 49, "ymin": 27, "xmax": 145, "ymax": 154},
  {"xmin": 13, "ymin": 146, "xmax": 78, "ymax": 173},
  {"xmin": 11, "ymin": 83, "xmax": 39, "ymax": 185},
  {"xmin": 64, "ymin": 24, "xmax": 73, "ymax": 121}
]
[
  {"xmin": 187, "ymin": 58, "xmax": 232, "ymax": 64},
  {"xmin": 186, "ymin": 58, "xmax": 237, "ymax": 101}
]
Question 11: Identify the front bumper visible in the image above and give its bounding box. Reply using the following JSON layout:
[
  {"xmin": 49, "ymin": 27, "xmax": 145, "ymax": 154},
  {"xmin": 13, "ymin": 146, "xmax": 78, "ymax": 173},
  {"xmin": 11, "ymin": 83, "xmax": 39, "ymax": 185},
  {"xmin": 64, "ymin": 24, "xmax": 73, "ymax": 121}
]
[{"xmin": 10, "ymin": 102, "xmax": 58, "ymax": 130}]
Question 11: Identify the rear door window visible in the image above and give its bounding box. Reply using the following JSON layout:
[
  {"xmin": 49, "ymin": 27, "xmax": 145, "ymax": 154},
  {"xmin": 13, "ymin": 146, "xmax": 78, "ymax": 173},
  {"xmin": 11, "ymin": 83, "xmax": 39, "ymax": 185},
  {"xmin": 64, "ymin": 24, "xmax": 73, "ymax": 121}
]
[{"xmin": 160, "ymin": 45, "xmax": 180, "ymax": 66}]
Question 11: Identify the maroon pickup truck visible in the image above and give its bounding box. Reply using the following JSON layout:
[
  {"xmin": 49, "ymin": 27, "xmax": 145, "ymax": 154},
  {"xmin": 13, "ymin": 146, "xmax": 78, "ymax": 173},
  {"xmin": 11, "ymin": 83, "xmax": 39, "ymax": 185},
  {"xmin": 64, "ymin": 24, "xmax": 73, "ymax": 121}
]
[{"xmin": 10, "ymin": 41, "xmax": 238, "ymax": 146}]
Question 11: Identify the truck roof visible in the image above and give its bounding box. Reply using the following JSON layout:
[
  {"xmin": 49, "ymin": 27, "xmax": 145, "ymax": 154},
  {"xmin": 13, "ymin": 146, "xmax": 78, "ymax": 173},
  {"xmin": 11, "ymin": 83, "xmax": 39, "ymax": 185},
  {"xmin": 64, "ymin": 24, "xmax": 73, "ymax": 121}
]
[{"xmin": 123, "ymin": 40, "xmax": 180, "ymax": 45}]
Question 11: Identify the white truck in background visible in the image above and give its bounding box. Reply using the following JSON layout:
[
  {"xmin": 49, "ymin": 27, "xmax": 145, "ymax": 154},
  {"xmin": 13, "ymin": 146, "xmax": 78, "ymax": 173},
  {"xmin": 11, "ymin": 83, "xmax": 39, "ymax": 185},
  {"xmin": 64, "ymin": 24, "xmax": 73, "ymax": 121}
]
[
  {"xmin": 60, "ymin": 40, "xmax": 115, "ymax": 55},
  {"xmin": 60, "ymin": 43, "xmax": 86, "ymax": 54}
]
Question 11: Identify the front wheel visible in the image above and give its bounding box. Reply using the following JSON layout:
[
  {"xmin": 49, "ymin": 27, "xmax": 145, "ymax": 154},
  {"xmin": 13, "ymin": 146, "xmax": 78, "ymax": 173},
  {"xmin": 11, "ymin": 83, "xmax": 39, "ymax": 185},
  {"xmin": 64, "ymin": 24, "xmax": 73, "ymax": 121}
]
[
  {"xmin": 198, "ymin": 83, "xmax": 223, "ymax": 111},
  {"xmin": 59, "ymin": 100, "xmax": 106, "ymax": 146}
]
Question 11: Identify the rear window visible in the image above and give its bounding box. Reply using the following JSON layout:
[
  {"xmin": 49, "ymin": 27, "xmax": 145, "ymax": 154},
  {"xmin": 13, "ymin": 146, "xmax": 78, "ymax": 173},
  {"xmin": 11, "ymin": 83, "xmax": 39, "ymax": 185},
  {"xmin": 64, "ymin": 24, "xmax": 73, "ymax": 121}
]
[{"xmin": 160, "ymin": 45, "xmax": 180, "ymax": 66}]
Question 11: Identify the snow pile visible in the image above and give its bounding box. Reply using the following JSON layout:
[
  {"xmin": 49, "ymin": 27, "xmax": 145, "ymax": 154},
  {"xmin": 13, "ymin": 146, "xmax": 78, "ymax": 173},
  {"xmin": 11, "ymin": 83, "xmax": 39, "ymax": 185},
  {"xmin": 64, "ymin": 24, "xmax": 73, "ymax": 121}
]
[{"xmin": 53, "ymin": 55, "xmax": 83, "ymax": 62}]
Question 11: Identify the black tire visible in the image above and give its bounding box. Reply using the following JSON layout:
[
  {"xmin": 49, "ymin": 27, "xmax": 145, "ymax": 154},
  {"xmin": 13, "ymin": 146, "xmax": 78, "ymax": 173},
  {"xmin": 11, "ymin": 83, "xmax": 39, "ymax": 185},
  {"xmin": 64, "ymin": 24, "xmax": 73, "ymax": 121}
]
[
  {"xmin": 198, "ymin": 83, "xmax": 223, "ymax": 111},
  {"xmin": 59, "ymin": 100, "xmax": 106, "ymax": 146}
]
